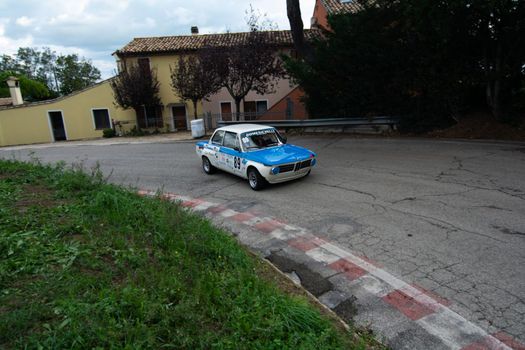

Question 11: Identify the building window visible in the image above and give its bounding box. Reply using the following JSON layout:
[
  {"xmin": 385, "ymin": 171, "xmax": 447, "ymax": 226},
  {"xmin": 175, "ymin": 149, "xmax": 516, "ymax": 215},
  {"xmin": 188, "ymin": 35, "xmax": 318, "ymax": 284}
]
[
  {"xmin": 243, "ymin": 100, "xmax": 268, "ymax": 120},
  {"xmin": 138, "ymin": 57, "xmax": 150, "ymax": 70},
  {"xmin": 116, "ymin": 60, "xmax": 124, "ymax": 73},
  {"xmin": 138, "ymin": 57, "xmax": 151, "ymax": 78},
  {"xmin": 244, "ymin": 101, "xmax": 256, "ymax": 114},
  {"xmin": 144, "ymin": 105, "xmax": 162, "ymax": 128},
  {"xmin": 256, "ymin": 101, "xmax": 268, "ymax": 114},
  {"xmin": 93, "ymin": 109, "xmax": 111, "ymax": 130}
]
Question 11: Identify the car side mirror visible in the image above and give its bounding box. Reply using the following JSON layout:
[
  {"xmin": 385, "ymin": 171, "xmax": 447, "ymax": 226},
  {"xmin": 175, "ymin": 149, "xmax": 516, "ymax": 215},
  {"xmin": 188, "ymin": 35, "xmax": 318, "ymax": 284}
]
[{"xmin": 234, "ymin": 146, "xmax": 241, "ymax": 152}]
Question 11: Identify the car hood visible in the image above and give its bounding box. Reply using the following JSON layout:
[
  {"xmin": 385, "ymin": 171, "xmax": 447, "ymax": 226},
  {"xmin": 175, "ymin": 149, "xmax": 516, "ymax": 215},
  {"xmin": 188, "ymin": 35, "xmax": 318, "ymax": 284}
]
[{"xmin": 244, "ymin": 144, "xmax": 315, "ymax": 166}]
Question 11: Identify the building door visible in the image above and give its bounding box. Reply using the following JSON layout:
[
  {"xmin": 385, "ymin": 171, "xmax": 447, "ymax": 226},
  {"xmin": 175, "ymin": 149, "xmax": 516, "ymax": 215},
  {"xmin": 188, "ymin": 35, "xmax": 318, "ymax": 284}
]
[
  {"xmin": 243, "ymin": 101, "xmax": 256, "ymax": 120},
  {"xmin": 172, "ymin": 106, "xmax": 187, "ymax": 130},
  {"xmin": 220, "ymin": 102, "xmax": 232, "ymax": 121},
  {"xmin": 48, "ymin": 111, "xmax": 67, "ymax": 141}
]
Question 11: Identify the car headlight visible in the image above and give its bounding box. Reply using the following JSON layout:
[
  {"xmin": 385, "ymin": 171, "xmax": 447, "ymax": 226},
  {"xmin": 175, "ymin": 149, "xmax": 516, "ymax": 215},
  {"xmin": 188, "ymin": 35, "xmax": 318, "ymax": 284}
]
[{"xmin": 271, "ymin": 167, "xmax": 280, "ymax": 175}]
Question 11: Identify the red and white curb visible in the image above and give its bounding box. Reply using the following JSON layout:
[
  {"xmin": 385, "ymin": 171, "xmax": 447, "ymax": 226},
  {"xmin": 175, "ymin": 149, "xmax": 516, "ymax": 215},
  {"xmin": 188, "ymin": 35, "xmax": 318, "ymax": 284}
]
[{"xmin": 138, "ymin": 189, "xmax": 525, "ymax": 350}]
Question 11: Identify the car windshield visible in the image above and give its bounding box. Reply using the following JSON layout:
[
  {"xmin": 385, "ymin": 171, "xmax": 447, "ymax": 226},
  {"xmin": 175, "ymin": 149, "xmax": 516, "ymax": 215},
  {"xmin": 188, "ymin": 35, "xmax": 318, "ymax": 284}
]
[{"xmin": 241, "ymin": 129, "xmax": 281, "ymax": 150}]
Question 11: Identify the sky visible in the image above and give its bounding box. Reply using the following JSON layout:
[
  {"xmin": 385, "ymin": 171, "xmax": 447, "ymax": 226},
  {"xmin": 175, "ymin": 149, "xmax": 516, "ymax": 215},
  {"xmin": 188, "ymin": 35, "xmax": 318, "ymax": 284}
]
[{"xmin": 0, "ymin": 0, "xmax": 316, "ymax": 79}]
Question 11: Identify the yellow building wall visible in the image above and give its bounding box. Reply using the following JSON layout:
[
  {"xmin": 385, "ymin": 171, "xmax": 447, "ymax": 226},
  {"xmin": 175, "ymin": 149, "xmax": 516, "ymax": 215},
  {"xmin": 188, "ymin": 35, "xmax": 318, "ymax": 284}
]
[
  {"xmin": 0, "ymin": 80, "xmax": 135, "ymax": 147},
  {"xmin": 124, "ymin": 55, "xmax": 204, "ymax": 127},
  {"xmin": 0, "ymin": 54, "xmax": 205, "ymax": 147}
]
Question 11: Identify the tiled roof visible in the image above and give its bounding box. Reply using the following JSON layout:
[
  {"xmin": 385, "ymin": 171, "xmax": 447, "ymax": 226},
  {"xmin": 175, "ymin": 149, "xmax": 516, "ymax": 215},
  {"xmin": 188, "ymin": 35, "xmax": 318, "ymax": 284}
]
[
  {"xmin": 116, "ymin": 29, "xmax": 321, "ymax": 56},
  {"xmin": 0, "ymin": 98, "xmax": 13, "ymax": 107},
  {"xmin": 321, "ymin": 0, "xmax": 365, "ymax": 15}
]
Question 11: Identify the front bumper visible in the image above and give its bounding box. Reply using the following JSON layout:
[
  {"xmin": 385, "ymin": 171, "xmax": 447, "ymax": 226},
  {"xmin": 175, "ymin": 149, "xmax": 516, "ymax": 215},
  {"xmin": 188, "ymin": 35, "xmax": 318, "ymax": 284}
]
[{"xmin": 262, "ymin": 158, "xmax": 315, "ymax": 184}]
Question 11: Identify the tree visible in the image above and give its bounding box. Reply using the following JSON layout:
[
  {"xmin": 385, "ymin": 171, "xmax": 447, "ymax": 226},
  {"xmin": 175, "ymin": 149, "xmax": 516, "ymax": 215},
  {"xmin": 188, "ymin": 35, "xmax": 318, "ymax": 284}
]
[
  {"xmin": 285, "ymin": 1, "xmax": 411, "ymax": 119},
  {"xmin": 55, "ymin": 54, "xmax": 101, "ymax": 95},
  {"xmin": 0, "ymin": 47, "xmax": 101, "ymax": 97},
  {"xmin": 0, "ymin": 55, "xmax": 20, "ymax": 73},
  {"xmin": 285, "ymin": 0, "xmax": 525, "ymax": 130},
  {"xmin": 470, "ymin": 0, "xmax": 525, "ymax": 120},
  {"xmin": 110, "ymin": 64, "xmax": 162, "ymax": 129},
  {"xmin": 170, "ymin": 54, "xmax": 222, "ymax": 119},
  {"xmin": 0, "ymin": 72, "xmax": 53, "ymax": 101},
  {"xmin": 208, "ymin": 8, "xmax": 284, "ymax": 120},
  {"xmin": 286, "ymin": 0, "xmax": 314, "ymax": 62}
]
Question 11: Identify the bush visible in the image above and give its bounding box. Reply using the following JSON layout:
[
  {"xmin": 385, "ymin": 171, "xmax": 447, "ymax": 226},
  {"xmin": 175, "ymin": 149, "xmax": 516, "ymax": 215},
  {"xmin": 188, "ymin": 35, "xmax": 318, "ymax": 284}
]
[
  {"xmin": 102, "ymin": 128, "xmax": 116, "ymax": 138},
  {"xmin": 126, "ymin": 126, "xmax": 147, "ymax": 137}
]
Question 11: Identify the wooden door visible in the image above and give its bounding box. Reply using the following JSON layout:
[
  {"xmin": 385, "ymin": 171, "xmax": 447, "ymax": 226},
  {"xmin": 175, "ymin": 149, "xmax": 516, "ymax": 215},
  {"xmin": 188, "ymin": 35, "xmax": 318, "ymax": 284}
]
[
  {"xmin": 220, "ymin": 102, "xmax": 232, "ymax": 121},
  {"xmin": 172, "ymin": 106, "xmax": 187, "ymax": 130}
]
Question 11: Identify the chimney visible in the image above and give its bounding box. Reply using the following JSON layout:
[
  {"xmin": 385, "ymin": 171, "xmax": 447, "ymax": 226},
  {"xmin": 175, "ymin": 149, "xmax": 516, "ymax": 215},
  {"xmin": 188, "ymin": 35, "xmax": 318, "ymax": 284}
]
[
  {"xmin": 6, "ymin": 76, "xmax": 23, "ymax": 106},
  {"xmin": 191, "ymin": 26, "xmax": 199, "ymax": 35}
]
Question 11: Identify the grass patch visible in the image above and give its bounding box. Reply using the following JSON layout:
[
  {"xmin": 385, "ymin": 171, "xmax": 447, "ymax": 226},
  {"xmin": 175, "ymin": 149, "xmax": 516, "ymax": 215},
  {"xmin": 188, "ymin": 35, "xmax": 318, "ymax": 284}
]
[{"xmin": 0, "ymin": 159, "xmax": 380, "ymax": 349}]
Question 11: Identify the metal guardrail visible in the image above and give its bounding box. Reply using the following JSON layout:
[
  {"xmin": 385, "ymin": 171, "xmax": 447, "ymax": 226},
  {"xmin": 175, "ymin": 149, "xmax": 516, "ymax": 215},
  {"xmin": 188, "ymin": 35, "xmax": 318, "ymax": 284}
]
[{"xmin": 217, "ymin": 116, "xmax": 400, "ymax": 129}]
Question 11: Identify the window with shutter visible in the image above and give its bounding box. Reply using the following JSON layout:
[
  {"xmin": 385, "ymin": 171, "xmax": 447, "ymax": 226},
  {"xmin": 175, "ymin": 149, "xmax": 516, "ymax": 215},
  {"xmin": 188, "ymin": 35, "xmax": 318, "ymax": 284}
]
[
  {"xmin": 141, "ymin": 105, "xmax": 163, "ymax": 128},
  {"xmin": 92, "ymin": 109, "xmax": 111, "ymax": 130},
  {"xmin": 138, "ymin": 58, "xmax": 151, "ymax": 78}
]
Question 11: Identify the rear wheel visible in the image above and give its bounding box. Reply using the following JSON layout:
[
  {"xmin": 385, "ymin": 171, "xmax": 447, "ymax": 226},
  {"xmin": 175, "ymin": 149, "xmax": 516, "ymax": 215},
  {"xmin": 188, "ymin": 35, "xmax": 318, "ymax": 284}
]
[
  {"xmin": 202, "ymin": 156, "xmax": 216, "ymax": 174},
  {"xmin": 248, "ymin": 168, "xmax": 266, "ymax": 191}
]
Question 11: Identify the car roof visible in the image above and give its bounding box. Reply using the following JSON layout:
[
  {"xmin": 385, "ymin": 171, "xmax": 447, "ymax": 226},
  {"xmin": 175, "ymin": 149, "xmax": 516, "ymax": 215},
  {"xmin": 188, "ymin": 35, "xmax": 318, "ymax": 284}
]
[{"xmin": 215, "ymin": 124, "xmax": 275, "ymax": 134}]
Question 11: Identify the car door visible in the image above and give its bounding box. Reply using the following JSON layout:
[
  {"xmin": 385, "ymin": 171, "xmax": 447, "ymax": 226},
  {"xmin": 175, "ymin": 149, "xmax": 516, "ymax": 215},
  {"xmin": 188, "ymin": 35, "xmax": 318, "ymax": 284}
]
[
  {"xmin": 220, "ymin": 131, "xmax": 244, "ymax": 176},
  {"xmin": 206, "ymin": 130, "xmax": 225, "ymax": 169}
]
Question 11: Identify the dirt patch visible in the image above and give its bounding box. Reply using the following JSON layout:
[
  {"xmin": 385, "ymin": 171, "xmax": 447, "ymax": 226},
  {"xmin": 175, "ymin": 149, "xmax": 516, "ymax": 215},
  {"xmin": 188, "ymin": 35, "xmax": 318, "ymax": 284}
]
[
  {"xmin": 14, "ymin": 184, "xmax": 58, "ymax": 212},
  {"xmin": 0, "ymin": 170, "xmax": 24, "ymax": 181},
  {"xmin": 254, "ymin": 255, "xmax": 350, "ymax": 336},
  {"xmin": 267, "ymin": 253, "xmax": 333, "ymax": 297},
  {"xmin": 333, "ymin": 298, "xmax": 358, "ymax": 323},
  {"xmin": 428, "ymin": 114, "xmax": 525, "ymax": 141}
]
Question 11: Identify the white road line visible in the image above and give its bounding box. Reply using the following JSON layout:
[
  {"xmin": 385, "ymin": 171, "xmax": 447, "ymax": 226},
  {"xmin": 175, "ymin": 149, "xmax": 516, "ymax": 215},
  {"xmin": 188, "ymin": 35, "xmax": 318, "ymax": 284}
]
[
  {"xmin": 219, "ymin": 209, "xmax": 238, "ymax": 218},
  {"xmin": 193, "ymin": 201, "xmax": 215, "ymax": 211},
  {"xmin": 305, "ymin": 247, "xmax": 341, "ymax": 265}
]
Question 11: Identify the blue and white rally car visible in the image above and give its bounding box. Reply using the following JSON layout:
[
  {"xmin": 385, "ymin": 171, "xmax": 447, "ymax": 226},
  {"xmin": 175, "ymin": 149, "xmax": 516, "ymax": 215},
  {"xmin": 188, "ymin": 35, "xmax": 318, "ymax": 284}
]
[{"xmin": 196, "ymin": 124, "xmax": 317, "ymax": 190}]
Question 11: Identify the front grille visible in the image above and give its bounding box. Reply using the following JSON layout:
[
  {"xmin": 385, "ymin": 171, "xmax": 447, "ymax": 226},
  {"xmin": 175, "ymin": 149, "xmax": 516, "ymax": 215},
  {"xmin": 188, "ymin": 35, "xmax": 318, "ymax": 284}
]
[
  {"xmin": 299, "ymin": 159, "xmax": 312, "ymax": 169},
  {"xmin": 279, "ymin": 164, "xmax": 295, "ymax": 173},
  {"xmin": 278, "ymin": 159, "xmax": 312, "ymax": 174}
]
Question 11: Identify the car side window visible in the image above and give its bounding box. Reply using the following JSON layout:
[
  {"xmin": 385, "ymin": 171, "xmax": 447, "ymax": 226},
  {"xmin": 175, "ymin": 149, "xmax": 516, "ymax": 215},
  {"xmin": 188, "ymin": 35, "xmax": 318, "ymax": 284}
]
[
  {"xmin": 223, "ymin": 132, "xmax": 239, "ymax": 150},
  {"xmin": 211, "ymin": 130, "xmax": 225, "ymax": 145}
]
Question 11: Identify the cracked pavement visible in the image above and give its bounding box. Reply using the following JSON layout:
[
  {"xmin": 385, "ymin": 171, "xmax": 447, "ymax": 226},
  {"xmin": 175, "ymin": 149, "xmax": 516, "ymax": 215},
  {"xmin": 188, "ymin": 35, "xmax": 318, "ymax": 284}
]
[{"xmin": 2, "ymin": 135, "xmax": 524, "ymax": 345}]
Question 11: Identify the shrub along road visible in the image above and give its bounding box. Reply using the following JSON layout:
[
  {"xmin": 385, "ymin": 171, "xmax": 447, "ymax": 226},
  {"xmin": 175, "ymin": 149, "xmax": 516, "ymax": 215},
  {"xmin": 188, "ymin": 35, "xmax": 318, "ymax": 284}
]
[{"xmin": 2, "ymin": 135, "xmax": 525, "ymax": 348}]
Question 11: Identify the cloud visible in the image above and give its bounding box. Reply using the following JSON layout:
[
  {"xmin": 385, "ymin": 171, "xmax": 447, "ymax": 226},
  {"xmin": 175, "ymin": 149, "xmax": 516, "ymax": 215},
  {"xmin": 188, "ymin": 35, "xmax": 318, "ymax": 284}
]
[
  {"xmin": 15, "ymin": 16, "xmax": 34, "ymax": 27},
  {"xmin": 0, "ymin": 18, "xmax": 34, "ymax": 55},
  {"xmin": 1, "ymin": 0, "xmax": 316, "ymax": 78}
]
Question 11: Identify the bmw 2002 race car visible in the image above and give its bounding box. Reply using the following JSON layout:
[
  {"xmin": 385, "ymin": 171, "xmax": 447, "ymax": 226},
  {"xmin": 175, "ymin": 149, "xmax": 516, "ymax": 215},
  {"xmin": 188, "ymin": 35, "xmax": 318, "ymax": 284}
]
[{"xmin": 196, "ymin": 124, "xmax": 317, "ymax": 190}]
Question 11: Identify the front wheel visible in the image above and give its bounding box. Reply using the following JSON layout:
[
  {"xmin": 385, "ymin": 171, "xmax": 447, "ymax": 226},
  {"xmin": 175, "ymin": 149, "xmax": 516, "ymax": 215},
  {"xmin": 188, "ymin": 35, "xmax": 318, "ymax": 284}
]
[
  {"xmin": 247, "ymin": 168, "xmax": 267, "ymax": 191},
  {"xmin": 202, "ymin": 156, "xmax": 216, "ymax": 174}
]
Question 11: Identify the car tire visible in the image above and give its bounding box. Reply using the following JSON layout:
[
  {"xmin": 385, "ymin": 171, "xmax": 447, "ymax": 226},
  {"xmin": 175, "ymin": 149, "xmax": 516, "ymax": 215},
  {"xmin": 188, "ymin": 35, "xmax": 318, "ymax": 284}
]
[
  {"xmin": 247, "ymin": 168, "xmax": 266, "ymax": 191},
  {"xmin": 202, "ymin": 156, "xmax": 216, "ymax": 174}
]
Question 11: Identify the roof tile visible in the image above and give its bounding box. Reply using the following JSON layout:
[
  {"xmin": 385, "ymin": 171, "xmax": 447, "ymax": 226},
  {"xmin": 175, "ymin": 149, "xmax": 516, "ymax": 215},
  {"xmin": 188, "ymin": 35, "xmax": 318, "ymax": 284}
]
[
  {"xmin": 321, "ymin": 0, "xmax": 365, "ymax": 15},
  {"xmin": 116, "ymin": 29, "xmax": 321, "ymax": 56}
]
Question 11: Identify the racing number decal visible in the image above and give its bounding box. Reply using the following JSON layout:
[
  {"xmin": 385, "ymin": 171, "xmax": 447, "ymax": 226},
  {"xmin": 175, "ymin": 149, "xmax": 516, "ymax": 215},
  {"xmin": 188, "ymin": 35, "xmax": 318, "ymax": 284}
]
[{"xmin": 233, "ymin": 156, "xmax": 241, "ymax": 170}]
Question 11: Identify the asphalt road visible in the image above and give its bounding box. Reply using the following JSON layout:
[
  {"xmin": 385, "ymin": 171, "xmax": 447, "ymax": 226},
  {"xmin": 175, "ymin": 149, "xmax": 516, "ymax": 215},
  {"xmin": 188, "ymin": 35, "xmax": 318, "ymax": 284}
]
[{"xmin": 2, "ymin": 135, "xmax": 525, "ymax": 344}]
